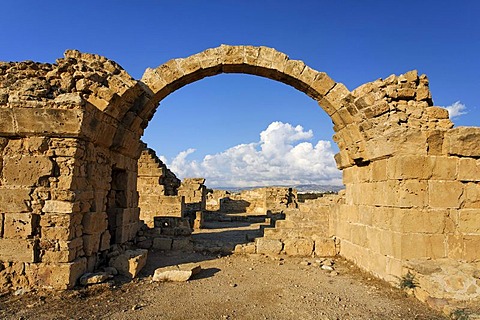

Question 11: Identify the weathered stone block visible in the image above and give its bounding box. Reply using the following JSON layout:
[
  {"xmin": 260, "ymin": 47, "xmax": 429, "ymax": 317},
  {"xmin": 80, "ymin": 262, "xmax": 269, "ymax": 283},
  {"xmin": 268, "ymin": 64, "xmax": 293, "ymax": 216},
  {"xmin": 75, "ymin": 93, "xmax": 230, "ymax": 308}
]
[
  {"xmin": 13, "ymin": 108, "xmax": 84, "ymax": 135},
  {"xmin": 99, "ymin": 231, "xmax": 111, "ymax": 251},
  {"xmin": 0, "ymin": 238, "xmax": 37, "ymax": 262},
  {"xmin": 444, "ymin": 127, "xmax": 480, "ymax": 157},
  {"xmin": 400, "ymin": 234, "xmax": 446, "ymax": 260},
  {"xmin": 43, "ymin": 200, "xmax": 79, "ymax": 214},
  {"xmin": 83, "ymin": 233, "xmax": 101, "ymax": 256},
  {"xmin": 3, "ymin": 155, "xmax": 53, "ymax": 186},
  {"xmin": 458, "ymin": 158, "xmax": 480, "ymax": 182},
  {"xmin": 255, "ymin": 238, "xmax": 283, "ymax": 255},
  {"xmin": 3, "ymin": 212, "xmax": 36, "ymax": 238},
  {"xmin": 109, "ymin": 249, "xmax": 148, "ymax": 278},
  {"xmin": 284, "ymin": 238, "xmax": 314, "ymax": 256},
  {"xmin": 428, "ymin": 181, "xmax": 464, "ymax": 208},
  {"xmin": 26, "ymin": 258, "xmax": 87, "ymax": 289},
  {"xmin": 458, "ymin": 209, "xmax": 480, "ymax": 233},
  {"xmin": 0, "ymin": 188, "xmax": 31, "ymax": 213},
  {"xmin": 387, "ymin": 155, "xmax": 432, "ymax": 180},
  {"xmin": 314, "ymin": 238, "xmax": 337, "ymax": 257},
  {"xmin": 152, "ymin": 263, "xmax": 201, "ymax": 282},
  {"xmin": 82, "ymin": 212, "xmax": 108, "ymax": 234}
]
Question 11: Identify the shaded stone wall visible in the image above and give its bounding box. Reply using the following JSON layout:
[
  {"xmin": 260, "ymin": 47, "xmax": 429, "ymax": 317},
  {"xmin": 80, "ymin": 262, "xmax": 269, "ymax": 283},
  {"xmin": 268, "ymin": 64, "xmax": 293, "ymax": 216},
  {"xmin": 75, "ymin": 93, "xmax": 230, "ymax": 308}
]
[{"xmin": 137, "ymin": 146, "xmax": 183, "ymax": 227}]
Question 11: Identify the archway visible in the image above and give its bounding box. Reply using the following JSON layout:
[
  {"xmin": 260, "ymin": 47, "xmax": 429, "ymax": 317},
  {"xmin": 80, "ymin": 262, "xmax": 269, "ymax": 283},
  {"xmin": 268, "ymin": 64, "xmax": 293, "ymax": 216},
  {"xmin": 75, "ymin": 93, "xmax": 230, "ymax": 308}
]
[
  {"xmin": 114, "ymin": 45, "xmax": 369, "ymax": 170},
  {"xmin": 2, "ymin": 45, "xmax": 479, "ymax": 293}
]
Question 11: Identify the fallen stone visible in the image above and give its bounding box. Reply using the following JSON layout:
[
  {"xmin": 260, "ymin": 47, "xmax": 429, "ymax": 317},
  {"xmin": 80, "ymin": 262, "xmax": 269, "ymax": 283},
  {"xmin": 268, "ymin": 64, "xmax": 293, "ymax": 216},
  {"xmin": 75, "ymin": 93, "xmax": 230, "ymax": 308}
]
[
  {"xmin": 152, "ymin": 263, "xmax": 201, "ymax": 282},
  {"xmin": 109, "ymin": 249, "xmax": 148, "ymax": 278},
  {"xmin": 79, "ymin": 272, "xmax": 112, "ymax": 285},
  {"xmin": 321, "ymin": 265, "xmax": 334, "ymax": 271}
]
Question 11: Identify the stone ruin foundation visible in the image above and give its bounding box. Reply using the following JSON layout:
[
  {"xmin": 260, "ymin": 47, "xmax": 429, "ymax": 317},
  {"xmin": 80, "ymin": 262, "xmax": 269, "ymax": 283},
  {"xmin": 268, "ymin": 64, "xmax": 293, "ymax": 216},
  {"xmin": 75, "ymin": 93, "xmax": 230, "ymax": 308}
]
[{"xmin": 0, "ymin": 45, "xmax": 479, "ymax": 312}]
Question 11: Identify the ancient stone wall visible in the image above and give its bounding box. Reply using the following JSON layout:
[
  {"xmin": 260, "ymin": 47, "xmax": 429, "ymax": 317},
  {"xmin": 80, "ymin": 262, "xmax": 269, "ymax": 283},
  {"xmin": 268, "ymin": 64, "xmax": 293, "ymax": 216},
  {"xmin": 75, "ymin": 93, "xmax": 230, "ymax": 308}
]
[
  {"xmin": 137, "ymin": 146, "xmax": 183, "ymax": 227},
  {"xmin": 177, "ymin": 178, "xmax": 207, "ymax": 213},
  {"xmin": 1, "ymin": 45, "xmax": 479, "ymax": 301},
  {"xmin": 0, "ymin": 52, "xmax": 146, "ymax": 290},
  {"xmin": 206, "ymin": 187, "xmax": 297, "ymax": 214},
  {"xmin": 334, "ymin": 71, "xmax": 480, "ymax": 283}
]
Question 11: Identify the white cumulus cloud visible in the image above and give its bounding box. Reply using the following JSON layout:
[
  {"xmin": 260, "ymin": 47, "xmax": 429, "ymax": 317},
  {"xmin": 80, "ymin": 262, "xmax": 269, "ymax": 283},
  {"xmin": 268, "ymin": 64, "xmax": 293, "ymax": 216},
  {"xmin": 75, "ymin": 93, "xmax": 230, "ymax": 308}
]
[
  {"xmin": 162, "ymin": 121, "xmax": 342, "ymax": 188},
  {"xmin": 444, "ymin": 101, "xmax": 467, "ymax": 119}
]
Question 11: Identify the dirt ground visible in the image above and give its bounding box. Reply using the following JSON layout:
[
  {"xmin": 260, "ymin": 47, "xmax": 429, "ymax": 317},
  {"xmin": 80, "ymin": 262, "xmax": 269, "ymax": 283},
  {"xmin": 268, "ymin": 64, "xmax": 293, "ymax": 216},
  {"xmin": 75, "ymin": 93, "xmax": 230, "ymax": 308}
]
[{"xmin": 0, "ymin": 250, "xmax": 449, "ymax": 320}]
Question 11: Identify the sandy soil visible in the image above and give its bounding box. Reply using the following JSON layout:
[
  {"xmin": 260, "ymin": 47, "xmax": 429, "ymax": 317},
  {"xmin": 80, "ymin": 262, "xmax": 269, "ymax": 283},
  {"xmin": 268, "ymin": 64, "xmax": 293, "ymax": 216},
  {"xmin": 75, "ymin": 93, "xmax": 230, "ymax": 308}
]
[{"xmin": 0, "ymin": 251, "xmax": 448, "ymax": 320}]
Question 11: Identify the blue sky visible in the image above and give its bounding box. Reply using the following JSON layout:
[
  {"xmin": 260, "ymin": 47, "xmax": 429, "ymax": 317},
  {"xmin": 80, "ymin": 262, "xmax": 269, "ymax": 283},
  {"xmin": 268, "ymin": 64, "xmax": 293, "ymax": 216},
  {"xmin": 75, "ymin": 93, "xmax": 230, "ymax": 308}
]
[{"xmin": 1, "ymin": 1, "xmax": 479, "ymax": 187}]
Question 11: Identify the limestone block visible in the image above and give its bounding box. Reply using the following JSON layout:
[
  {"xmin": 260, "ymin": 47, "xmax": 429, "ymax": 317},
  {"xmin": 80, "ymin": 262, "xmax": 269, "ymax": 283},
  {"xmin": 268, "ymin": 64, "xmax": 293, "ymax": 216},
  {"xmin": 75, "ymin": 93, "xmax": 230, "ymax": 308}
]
[
  {"xmin": 400, "ymin": 234, "xmax": 446, "ymax": 260},
  {"xmin": 458, "ymin": 209, "xmax": 480, "ymax": 233},
  {"xmin": 464, "ymin": 183, "xmax": 480, "ymax": 208},
  {"xmin": 255, "ymin": 238, "xmax": 283, "ymax": 255},
  {"xmin": 386, "ymin": 155, "xmax": 432, "ymax": 180},
  {"xmin": 314, "ymin": 238, "xmax": 337, "ymax": 257},
  {"xmin": 0, "ymin": 238, "xmax": 37, "ymax": 262},
  {"xmin": 430, "ymin": 156, "xmax": 457, "ymax": 180},
  {"xmin": 392, "ymin": 208, "xmax": 447, "ymax": 234},
  {"xmin": 447, "ymin": 234, "xmax": 464, "ymax": 260},
  {"xmin": 234, "ymin": 243, "xmax": 256, "ymax": 254},
  {"xmin": 83, "ymin": 233, "xmax": 101, "ymax": 256},
  {"xmin": 41, "ymin": 249, "xmax": 76, "ymax": 263},
  {"xmin": 43, "ymin": 200, "xmax": 79, "ymax": 214},
  {"xmin": 463, "ymin": 235, "xmax": 480, "ymax": 261},
  {"xmin": 428, "ymin": 181, "xmax": 464, "ymax": 209},
  {"xmin": 309, "ymin": 72, "xmax": 336, "ymax": 97},
  {"xmin": 0, "ymin": 188, "xmax": 31, "ymax": 213},
  {"xmin": 82, "ymin": 212, "xmax": 108, "ymax": 234},
  {"xmin": 40, "ymin": 225, "xmax": 77, "ymax": 241},
  {"xmin": 3, "ymin": 155, "xmax": 53, "ymax": 186},
  {"xmin": 426, "ymin": 106, "xmax": 449, "ymax": 120},
  {"xmin": 221, "ymin": 45, "xmax": 245, "ymax": 66},
  {"xmin": 426, "ymin": 130, "xmax": 445, "ymax": 155},
  {"xmin": 99, "ymin": 231, "xmax": 111, "ymax": 251},
  {"xmin": 109, "ymin": 249, "xmax": 148, "ymax": 278},
  {"xmin": 153, "ymin": 263, "xmax": 201, "ymax": 282},
  {"xmin": 371, "ymin": 159, "xmax": 387, "ymax": 181},
  {"xmin": 79, "ymin": 272, "xmax": 112, "ymax": 286},
  {"xmin": 444, "ymin": 127, "xmax": 480, "ymax": 157},
  {"xmin": 0, "ymin": 108, "xmax": 15, "ymax": 134},
  {"xmin": 13, "ymin": 108, "xmax": 84, "ymax": 135},
  {"xmin": 458, "ymin": 158, "xmax": 480, "ymax": 182},
  {"xmin": 26, "ymin": 258, "xmax": 87, "ymax": 290},
  {"xmin": 152, "ymin": 237, "xmax": 173, "ymax": 250},
  {"xmin": 2, "ymin": 212, "xmax": 36, "ymax": 238},
  {"xmin": 155, "ymin": 59, "xmax": 184, "ymax": 85},
  {"xmin": 284, "ymin": 238, "xmax": 314, "ymax": 256},
  {"xmin": 387, "ymin": 180, "xmax": 427, "ymax": 208}
]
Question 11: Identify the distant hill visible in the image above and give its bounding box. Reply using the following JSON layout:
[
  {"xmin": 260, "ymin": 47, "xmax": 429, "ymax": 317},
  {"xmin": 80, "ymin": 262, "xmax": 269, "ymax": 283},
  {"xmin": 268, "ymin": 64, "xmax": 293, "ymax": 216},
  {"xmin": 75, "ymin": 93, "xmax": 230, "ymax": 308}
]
[{"xmin": 214, "ymin": 184, "xmax": 344, "ymax": 194}]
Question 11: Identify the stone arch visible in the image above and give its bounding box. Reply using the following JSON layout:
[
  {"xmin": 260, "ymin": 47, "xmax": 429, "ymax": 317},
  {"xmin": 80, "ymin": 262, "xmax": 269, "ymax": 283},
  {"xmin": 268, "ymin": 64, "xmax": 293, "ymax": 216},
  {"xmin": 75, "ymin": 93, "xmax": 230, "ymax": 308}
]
[
  {"xmin": 2, "ymin": 46, "xmax": 480, "ymax": 299},
  {"xmin": 114, "ymin": 45, "xmax": 368, "ymax": 167}
]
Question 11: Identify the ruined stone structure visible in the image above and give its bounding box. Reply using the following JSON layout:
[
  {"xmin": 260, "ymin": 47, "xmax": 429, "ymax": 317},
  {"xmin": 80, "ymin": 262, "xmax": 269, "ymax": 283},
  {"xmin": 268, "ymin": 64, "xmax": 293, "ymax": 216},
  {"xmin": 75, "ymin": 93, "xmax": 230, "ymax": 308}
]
[
  {"xmin": 1, "ymin": 45, "xmax": 479, "ymax": 306},
  {"xmin": 137, "ymin": 146, "xmax": 183, "ymax": 227},
  {"xmin": 177, "ymin": 178, "xmax": 207, "ymax": 214},
  {"xmin": 206, "ymin": 187, "xmax": 297, "ymax": 214}
]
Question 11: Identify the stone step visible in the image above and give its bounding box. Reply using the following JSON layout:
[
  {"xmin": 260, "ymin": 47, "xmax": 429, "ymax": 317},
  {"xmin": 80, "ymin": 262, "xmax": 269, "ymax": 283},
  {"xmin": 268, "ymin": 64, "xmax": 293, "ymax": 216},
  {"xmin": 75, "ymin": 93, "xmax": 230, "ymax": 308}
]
[
  {"xmin": 275, "ymin": 219, "xmax": 328, "ymax": 229},
  {"xmin": 283, "ymin": 210, "xmax": 330, "ymax": 221},
  {"xmin": 263, "ymin": 226, "xmax": 327, "ymax": 240}
]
